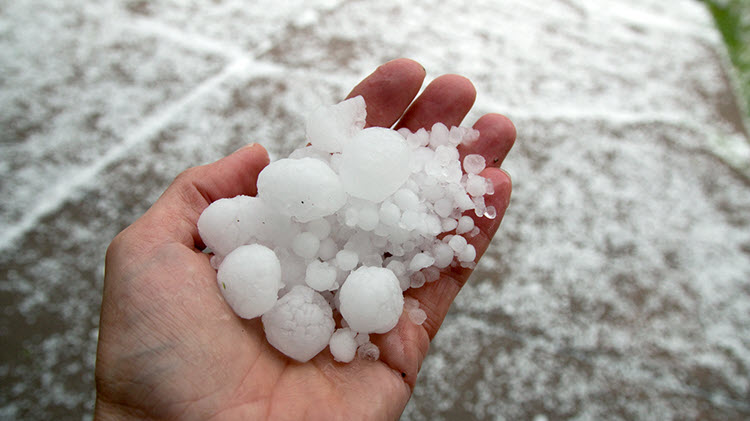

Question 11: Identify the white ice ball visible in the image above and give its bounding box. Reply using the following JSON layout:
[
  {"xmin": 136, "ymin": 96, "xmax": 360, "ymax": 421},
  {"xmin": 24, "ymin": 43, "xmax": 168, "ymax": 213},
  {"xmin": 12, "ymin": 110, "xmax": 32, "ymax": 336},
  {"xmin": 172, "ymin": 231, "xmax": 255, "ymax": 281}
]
[
  {"xmin": 329, "ymin": 328, "xmax": 357, "ymax": 363},
  {"xmin": 339, "ymin": 127, "xmax": 411, "ymax": 202},
  {"xmin": 262, "ymin": 285, "xmax": 335, "ymax": 362},
  {"xmin": 198, "ymin": 196, "xmax": 262, "ymax": 256},
  {"xmin": 339, "ymin": 267, "xmax": 404, "ymax": 334},
  {"xmin": 257, "ymin": 158, "xmax": 346, "ymax": 223},
  {"xmin": 306, "ymin": 96, "xmax": 366, "ymax": 153},
  {"xmin": 305, "ymin": 260, "xmax": 337, "ymax": 291},
  {"xmin": 217, "ymin": 244, "xmax": 282, "ymax": 319}
]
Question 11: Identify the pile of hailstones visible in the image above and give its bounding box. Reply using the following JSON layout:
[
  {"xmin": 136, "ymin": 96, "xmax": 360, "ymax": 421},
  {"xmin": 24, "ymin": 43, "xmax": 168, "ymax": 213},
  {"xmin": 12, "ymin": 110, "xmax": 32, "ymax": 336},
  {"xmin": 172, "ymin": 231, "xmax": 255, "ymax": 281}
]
[{"xmin": 198, "ymin": 96, "xmax": 496, "ymax": 363}]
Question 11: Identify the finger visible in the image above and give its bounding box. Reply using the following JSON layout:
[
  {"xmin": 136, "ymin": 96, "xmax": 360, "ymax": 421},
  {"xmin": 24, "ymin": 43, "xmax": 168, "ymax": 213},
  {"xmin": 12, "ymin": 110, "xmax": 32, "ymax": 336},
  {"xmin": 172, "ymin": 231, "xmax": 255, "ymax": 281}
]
[
  {"xmin": 373, "ymin": 169, "xmax": 512, "ymax": 387},
  {"xmin": 346, "ymin": 58, "xmax": 426, "ymax": 128},
  {"xmin": 407, "ymin": 168, "xmax": 512, "ymax": 339},
  {"xmin": 131, "ymin": 143, "xmax": 270, "ymax": 248},
  {"xmin": 458, "ymin": 113, "xmax": 517, "ymax": 168},
  {"xmin": 395, "ymin": 74, "xmax": 476, "ymax": 131}
]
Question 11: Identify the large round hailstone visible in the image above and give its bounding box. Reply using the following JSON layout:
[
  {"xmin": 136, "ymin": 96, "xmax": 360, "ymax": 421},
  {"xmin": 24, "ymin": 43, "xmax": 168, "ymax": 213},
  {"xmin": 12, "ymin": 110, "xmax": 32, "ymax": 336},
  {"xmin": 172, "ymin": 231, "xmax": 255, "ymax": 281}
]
[
  {"xmin": 197, "ymin": 196, "xmax": 256, "ymax": 256},
  {"xmin": 217, "ymin": 244, "xmax": 282, "ymax": 319},
  {"xmin": 306, "ymin": 96, "xmax": 366, "ymax": 153},
  {"xmin": 262, "ymin": 286, "xmax": 335, "ymax": 362},
  {"xmin": 338, "ymin": 266, "xmax": 404, "ymax": 334},
  {"xmin": 339, "ymin": 127, "xmax": 411, "ymax": 202},
  {"xmin": 257, "ymin": 158, "xmax": 346, "ymax": 223}
]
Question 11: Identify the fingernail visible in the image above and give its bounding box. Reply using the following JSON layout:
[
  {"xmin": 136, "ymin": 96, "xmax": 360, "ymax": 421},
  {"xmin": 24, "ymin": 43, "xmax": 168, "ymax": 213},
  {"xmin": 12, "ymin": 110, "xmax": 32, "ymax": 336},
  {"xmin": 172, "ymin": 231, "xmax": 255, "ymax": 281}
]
[
  {"xmin": 234, "ymin": 142, "xmax": 258, "ymax": 154},
  {"xmin": 500, "ymin": 168, "xmax": 512, "ymax": 182}
]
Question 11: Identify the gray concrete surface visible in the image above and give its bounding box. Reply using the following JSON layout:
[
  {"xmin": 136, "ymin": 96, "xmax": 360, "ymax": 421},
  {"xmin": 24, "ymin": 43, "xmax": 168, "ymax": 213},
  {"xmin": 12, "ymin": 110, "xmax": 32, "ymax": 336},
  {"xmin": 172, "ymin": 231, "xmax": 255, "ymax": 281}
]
[{"xmin": 1, "ymin": 0, "xmax": 749, "ymax": 419}]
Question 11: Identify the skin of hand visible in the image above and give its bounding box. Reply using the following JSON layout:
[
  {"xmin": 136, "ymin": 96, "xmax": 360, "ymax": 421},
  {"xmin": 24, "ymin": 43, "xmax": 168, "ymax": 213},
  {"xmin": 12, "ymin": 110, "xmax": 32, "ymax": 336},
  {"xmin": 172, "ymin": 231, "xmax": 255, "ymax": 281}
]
[{"xmin": 95, "ymin": 58, "xmax": 516, "ymax": 421}]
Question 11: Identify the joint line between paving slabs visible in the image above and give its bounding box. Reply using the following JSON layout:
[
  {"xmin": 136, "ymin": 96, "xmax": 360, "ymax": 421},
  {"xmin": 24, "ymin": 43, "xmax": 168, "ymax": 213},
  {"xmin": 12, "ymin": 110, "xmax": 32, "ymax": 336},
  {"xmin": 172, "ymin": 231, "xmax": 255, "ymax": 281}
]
[{"xmin": 0, "ymin": 57, "xmax": 285, "ymax": 252}]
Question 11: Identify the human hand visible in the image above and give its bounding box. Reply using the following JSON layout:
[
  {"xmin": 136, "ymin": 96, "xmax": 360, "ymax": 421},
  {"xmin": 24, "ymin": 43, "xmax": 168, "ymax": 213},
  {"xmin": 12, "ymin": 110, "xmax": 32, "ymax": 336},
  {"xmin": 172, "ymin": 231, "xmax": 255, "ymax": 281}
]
[{"xmin": 95, "ymin": 58, "xmax": 516, "ymax": 420}]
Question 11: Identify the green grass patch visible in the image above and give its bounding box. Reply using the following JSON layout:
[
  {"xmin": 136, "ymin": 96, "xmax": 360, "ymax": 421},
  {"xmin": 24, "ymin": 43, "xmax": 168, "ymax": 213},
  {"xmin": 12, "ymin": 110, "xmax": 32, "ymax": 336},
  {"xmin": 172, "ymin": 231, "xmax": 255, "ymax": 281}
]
[{"xmin": 702, "ymin": 0, "xmax": 750, "ymax": 118}]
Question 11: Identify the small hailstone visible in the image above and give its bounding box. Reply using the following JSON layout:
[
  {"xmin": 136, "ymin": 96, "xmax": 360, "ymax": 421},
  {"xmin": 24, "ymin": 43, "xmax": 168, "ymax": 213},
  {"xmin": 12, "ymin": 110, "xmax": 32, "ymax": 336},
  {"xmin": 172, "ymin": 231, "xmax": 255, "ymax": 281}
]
[
  {"xmin": 339, "ymin": 267, "xmax": 404, "ymax": 334},
  {"xmin": 379, "ymin": 201, "xmax": 401, "ymax": 226},
  {"xmin": 423, "ymin": 266, "xmax": 441, "ymax": 283},
  {"xmin": 442, "ymin": 218, "xmax": 458, "ymax": 232},
  {"xmin": 329, "ymin": 328, "xmax": 358, "ymax": 363},
  {"xmin": 485, "ymin": 206, "xmax": 497, "ymax": 219},
  {"xmin": 469, "ymin": 226, "xmax": 481, "ymax": 237},
  {"xmin": 408, "ymin": 308, "xmax": 427, "ymax": 325},
  {"xmin": 257, "ymin": 158, "xmax": 346, "ymax": 222},
  {"xmin": 432, "ymin": 242, "xmax": 454, "ymax": 269},
  {"xmin": 340, "ymin": 127, "xmax": 411, "ymax": 202},
  {"xmin": 429, "ymin": 122, "xmax": 450, "ymax": 147},
  {"xmin": 292, "ymin": 232, "xmax": 320, "ymax": 259},
  {"xmin": 262, "ymin": 285, "xmax": 335, "ymax": 362},
  {"xmin": 409, "ymin": 252, "xmax": 435, "ymax": 272},
  {"xmin": 448, "ymin": 235, "xmax": 468, "ymax": 253},
  {"xmin": 354, "ymin": 332, "xmax": 370, "ymax": 346},
  {"xmin": 400, "ymin": 210, "xmax": 420, "ymax": 230},
  {"xmin": 466, "ymin": 174, "xmax": 488, "ymax": 197},
  {"xmin": 393, "ymin": 188, "xmax": 420, "ymax": 211},
  {"xmin": 409, "ymin": 271, "xmax": 426, "ymax": 289},
  {"xmin": 305, "ymin": 96, "xmax": 366, "ymax": 153},
  {"xmin": 197, "ymin": 196, "xmax": 262, "ymax": 256},
  {"xmin": 456, "ymin": 215, "xmax": 475, "ymax": 234},
  {"xmin": 335, "ymin": 249, "xmax": 359, "ymax": 271},
  {"xmin": 472, "ymin": 196, "xmax": 486, "ymax": 217},
  {"xmin": 306, "ymin": 218, "xmax": 331, "ymax": 239},
  {"xmin": 433, "ymin": 198, "xmax": 453, "ymax": 218},
  {"xmin": 386, "ymin": 260, "xmax": 406, "ymax": 277},
  {"xmin": 457, "ymin": 244, "xmax": 477, "ymax": 263},
  {"xmin": 305, "ymin": 260, "xmax": 337, "ymax": 291},
  {"xmin": 357, "ymin": 342, "xmax": 380, "ymax": 361},
  {"xmin": 463, "ymin": 154, "xmax": 486, "ymax": 175},
  {"xmin": 318, "ymin": 237, "xmax": 338, "ymax": 260},
  {"xmin": 404, "ymin": 297, "xmax": 420, "ymax": 311},
  {"xmin": 217, "ymin": 244, "xmax": 281, "ymax": 319},
  {"xmin": 357, "ymin": 206, "xmax": 379, "ymax": 231}
]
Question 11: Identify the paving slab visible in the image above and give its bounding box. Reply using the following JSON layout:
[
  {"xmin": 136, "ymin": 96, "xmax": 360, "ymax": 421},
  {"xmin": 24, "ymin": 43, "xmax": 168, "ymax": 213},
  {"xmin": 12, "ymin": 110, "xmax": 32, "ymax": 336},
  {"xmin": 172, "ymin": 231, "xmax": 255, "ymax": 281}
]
[{"xmin": 1, "ymin": 0, "xmax": 749, "ymax": 419}]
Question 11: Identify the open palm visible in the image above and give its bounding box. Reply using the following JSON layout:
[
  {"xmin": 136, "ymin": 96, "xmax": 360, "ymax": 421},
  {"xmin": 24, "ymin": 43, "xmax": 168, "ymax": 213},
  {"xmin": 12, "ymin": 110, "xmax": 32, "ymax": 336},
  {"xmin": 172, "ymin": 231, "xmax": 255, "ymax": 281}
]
[{"xmin": 95, "ymin": 59, "xmax": 516, "ymax": 420}]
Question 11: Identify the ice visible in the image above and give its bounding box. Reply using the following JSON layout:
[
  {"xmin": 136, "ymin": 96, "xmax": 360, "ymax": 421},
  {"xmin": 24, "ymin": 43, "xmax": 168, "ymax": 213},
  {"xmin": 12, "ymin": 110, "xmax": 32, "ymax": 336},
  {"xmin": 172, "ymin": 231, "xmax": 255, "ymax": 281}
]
[
  {"xmin": 456, "ymin": 215, "xmax": 475, "ymax": 235},
  {"xmin": 357, "ymin": 205, "xmax": 379, "ymax": 231},
  {"xmin": 195, "ymin": 96, "xmax": 501, "ymax": 365},
  {"xmin": 339, "ymin": 127, "xmax": 411, "ymax": 201},
  {"xmin": 408, "ymin": 308, "xmax": 427, "ymax": 325},
  {"xmin": 449, "ymin": 235, "xmax": 468, "ymax": 253},
  {"xmin": 410, "ymin": 271, "xmax": 427, "ymax": 289},
  {"xmin": 393, "ymin": 188, "xmax": 420, "ymax": 211},
  {"xmin": 484, "ymin": 206, "xmax": 497, "ymax": 220},
  {"xmin": 379, "ymin": 201, "xmax": 401, "ymax": 226},
  {"xmin": 292, "ymin": 231, "xmax": 320, "ymax": 259},
  {"xmin": 432, "ymin": 242, "xmax": 455, "ymax": 269},
  {"xmin": 329, "ymin": 328, "xmax": 357, "ymax": 363},
  {"xmin": 335, "ymin": 249, "xmax": 359, "ymax": 271},
  {"xmin": 339, "ymin": 267, "xmax": 404, "ymax": 334},
  {"xmin": 197, "ymin": 196, "xmax": 259, "ymax": 256},
  {"xmin": 306, "ymin": 218, "xmax": 331, "ymax": 239},
  {"xmin": 465, "ymin": 174, "xmax": 488, "ymax": 197},
  {"xmin": 317, "ymin": 237, "xmax": 338, "ymax": 261},
  {"xmin": 257, "ymin": 157, "xmax": 346, "ymax": 222},
  {"xmin": 423, "ymin": 266, "xmax": 441, "ymax": 283},
  {"xmin": 357, "ymin": 342, "xmax": 380, "ymax": 361},
  {"xmin": 457, "ymin": 244, "xmax": 476, "ymax": 263},
  {"xmin": 217, "ymin": 244, "xmax": 281, "ymax": 319},
  {"xmin": 409, "ymin": 253, "xmax": 435, "ymax": 272},
  {"xmin": 463, "ymin": 154, "xmax": 486, "ymax": 175},
  {"xmin": 305, "ymin": 96, "xmax": 366, "ymax": 153},
  {"xmin": 261, "ymin": 285, "xmax": 335, "ymax": 362},
  {"xmin": 305, "ymin": 260, "xmax": 337, "ymax": 291}
]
